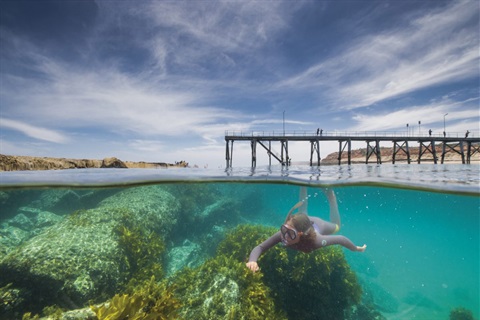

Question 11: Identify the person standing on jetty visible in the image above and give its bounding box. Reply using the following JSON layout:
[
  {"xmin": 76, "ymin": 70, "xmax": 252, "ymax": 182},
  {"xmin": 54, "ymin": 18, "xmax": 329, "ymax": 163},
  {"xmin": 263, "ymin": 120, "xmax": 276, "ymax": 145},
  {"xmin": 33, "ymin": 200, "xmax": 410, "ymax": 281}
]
[{"xmin": 246, "ymin": 187, "xmax": 366, "ymax": 272}]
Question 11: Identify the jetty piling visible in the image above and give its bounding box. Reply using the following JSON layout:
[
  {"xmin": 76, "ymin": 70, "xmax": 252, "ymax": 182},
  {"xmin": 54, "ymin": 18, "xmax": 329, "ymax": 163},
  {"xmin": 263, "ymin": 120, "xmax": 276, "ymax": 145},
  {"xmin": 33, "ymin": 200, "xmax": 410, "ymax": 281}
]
[
  {"xmin": 224, "ymin": 131, "xmax": 479, "ymax": 168},
  {"xmin": 392, "ymin": 141, "xmax": 410, "ymax": 164}
]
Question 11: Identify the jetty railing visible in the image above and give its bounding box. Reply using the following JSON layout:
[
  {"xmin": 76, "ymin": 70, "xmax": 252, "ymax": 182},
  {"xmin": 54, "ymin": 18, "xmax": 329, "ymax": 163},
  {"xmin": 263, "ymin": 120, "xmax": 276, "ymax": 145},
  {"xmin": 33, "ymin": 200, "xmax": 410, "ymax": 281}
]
[{"xmin": 224, "ymin": 130, "xmax": 480, "ymax": 168}]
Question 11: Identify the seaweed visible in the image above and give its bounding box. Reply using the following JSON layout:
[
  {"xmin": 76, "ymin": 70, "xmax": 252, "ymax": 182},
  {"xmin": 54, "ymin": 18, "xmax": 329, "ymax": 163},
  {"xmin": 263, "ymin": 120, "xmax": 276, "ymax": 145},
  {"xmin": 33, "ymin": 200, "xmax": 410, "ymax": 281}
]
[
  {"xmin": 91, "ymin": 276, "xmax": 181, "ymax": 320},
  {"xmin": 115, "ymin": 223, "xmax": 165, "ymax": 290},
  {"xmin": 171, "ymin": 254, "xmax": 285, "ymax": 320}
]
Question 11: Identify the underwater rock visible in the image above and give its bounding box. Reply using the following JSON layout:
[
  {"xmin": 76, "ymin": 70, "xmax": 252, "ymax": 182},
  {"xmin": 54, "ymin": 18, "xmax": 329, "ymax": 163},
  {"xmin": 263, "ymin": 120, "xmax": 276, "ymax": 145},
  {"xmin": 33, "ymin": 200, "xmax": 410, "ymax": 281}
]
[
  {"xmin": 0, "ymin": 210, "xmax": 64, "ymax": 258},
  {"xmin": 56, "ymin": 306, "xmax": 96, "ymax": 320},
  {"xmin": 403, "ymin": 291, "xmax": 442, "ymax": 311},
  {"xmin": 7, "ymin": 209, "xmax": 63, "ymax": 231},
  {"xmin": 29, "ymin": 189, "xmax": 81, "ymax": 215},
  {"xmin": 33, "ymin": 210, "xmax": 64, "ymax": 229},
  {"xmin": 346, "ymin": 303, "xmax": 387, "ymax": 320},
  {"xmin": 0, "ymin": 225, "xmax": 30, "ymax": 257},
  {"xmin": 166, "ymin": 239, "xmax": 202, "ymax": 276},
  {"xmin": 0, "ymin": 185, "xmax": 180, "ymax": 316},
  {"xmin": 6, "ymin": 213, "xmax": 34, "ymax": 230},
  {"xmin": 0, "ymin": 207, "xmax": 65, "ymax": 241},
  {"xmin": 359, "ymin": 278, "xmax": 399, "ymax": 313},
  {"xmin": 0, "ymin": 190, "xmax": 43, "ymax": 221},
  {"xmin": 194, "ymin": 198, "xmax": 241, "ymax": 241},
  {"xmin": 198, "ymin": 198, "xmax": 239, "ymax": 223},
  {"xmin": 98, "ymin": 185, "xmax": 180, "ymax": 235},
  {"xmin": 345, "ymin": 252, "xmax": 379, "ymax": 278}
]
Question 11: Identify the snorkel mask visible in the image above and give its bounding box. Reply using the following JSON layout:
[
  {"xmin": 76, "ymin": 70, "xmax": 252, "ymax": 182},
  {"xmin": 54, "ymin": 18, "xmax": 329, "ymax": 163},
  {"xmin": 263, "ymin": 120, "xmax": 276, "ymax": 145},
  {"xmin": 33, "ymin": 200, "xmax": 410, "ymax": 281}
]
[{"xmin": 281, "ymin": 200, "xmax": 304, "ymax": 245}]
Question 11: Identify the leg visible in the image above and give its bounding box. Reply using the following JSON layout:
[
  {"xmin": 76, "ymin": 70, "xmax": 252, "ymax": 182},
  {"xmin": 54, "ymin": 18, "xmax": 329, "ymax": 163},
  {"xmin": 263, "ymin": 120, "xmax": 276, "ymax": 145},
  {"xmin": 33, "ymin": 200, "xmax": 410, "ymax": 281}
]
[
  {"xmin": 298, "ymin": 186, "xmax": 308, "ymax": 214},
  {"xmin": 324, "ymin": 189, "xmax": 341, "ymax": 231}
]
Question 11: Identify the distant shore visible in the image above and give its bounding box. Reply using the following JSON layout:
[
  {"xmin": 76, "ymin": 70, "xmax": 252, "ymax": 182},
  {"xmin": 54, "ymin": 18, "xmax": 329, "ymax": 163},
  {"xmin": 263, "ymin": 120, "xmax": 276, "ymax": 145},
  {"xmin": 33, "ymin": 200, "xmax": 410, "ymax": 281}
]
[
  {"xmin": 1, "ymin": 145, "xmax": 478, "ymax": 171},
  {"xmin": 0, "ymin": 155, "xmax": 188, "ymax": 171}
]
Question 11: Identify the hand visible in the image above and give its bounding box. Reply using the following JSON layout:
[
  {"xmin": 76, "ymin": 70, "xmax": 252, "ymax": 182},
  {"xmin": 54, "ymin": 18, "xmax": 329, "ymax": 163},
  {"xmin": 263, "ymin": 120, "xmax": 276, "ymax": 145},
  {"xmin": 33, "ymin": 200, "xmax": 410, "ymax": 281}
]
[
  {"xmin": 357, "ymin": 244, "xmax": 367, "ymax": 252},
  {"xmin": 246, "ymin": 261, "xmax": 259, "ymax": 272}
]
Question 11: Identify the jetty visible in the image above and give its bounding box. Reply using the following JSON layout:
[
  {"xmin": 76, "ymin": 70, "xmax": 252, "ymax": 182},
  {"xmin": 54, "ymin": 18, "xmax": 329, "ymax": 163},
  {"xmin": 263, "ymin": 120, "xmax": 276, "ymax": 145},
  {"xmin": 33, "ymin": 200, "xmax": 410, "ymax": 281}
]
[{"xmin": 224, "ymin": 131, "xmax": 480, "ymax": 167}]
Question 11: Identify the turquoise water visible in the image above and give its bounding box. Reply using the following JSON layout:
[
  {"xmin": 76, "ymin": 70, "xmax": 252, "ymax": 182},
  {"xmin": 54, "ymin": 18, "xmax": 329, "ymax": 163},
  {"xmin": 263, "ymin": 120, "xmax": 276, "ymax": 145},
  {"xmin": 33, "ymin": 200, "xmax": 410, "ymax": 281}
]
[{"xmin": 0, "ymin": 164, "xmax": 478, "ymax": 319}]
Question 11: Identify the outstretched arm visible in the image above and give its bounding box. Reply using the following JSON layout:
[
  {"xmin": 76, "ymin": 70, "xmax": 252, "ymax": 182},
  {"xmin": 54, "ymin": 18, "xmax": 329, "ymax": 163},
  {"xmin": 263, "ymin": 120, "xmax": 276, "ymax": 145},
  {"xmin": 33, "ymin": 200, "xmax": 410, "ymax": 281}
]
[
  {"xmin": 315, "ymin": 234, "xmax": 366, "ymax": 252},
  {"xmin": 246, "ymin": 232, "xmax": 282, "ymax": 272}
]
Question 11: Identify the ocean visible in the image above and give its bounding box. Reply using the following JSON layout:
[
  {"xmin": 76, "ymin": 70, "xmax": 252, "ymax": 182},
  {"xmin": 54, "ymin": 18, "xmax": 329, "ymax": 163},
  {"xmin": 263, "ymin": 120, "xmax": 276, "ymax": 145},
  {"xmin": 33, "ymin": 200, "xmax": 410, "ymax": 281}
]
[{"xmin": 0, "ymin": 164, "xmax": 478, "ymax": 320}]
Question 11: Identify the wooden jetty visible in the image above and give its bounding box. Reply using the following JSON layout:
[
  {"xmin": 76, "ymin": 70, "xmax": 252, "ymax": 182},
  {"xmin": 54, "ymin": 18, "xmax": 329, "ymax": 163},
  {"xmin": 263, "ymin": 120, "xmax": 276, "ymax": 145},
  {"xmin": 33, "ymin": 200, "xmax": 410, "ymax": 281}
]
[{"xmin": 224, "ymin": 131, "xmax": 480, "ymax": 167}]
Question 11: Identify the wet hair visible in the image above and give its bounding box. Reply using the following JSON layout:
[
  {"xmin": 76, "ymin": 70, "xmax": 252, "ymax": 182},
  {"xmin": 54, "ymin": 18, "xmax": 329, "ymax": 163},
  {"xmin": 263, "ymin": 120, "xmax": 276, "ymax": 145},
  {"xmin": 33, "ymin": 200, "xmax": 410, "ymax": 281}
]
[
  {"xmin": 287, "ymin": 213, "xmax": 316, "ymax": 251},
  {"xmin": 290, "ymin": 213, "xmax": 313, "ymax": 234}
]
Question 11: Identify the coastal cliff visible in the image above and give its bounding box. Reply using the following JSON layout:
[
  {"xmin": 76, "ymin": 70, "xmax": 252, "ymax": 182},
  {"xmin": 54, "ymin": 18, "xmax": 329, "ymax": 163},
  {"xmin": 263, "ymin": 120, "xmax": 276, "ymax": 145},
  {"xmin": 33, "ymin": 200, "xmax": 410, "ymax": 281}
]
[{"xmin": 0, "ymin": 155, "xmax": 188, "ymax": 171}]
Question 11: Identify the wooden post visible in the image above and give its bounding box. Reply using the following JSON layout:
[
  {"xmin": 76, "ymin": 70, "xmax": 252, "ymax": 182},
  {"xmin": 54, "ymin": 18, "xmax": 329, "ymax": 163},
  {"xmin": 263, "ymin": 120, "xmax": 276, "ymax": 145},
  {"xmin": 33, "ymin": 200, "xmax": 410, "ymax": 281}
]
[
  {"xmin": 251, "ymin": 140, "xmax": 257, "ymax": 168},
  {"xmin": 441, "ymin": 141, "xmax": 466, "ymax": 164},
  {"xmin": 392, "ymin": 141, "xmax": 410, "ymax": 164},
  {"xmin": 225, "ymin": 140, "xmax": 230, "ymax": 168},
  {"xmin": 338, "ymin": 140, "xmax": 351, "ymax": 165},
  {"xmin": 366, "ymin": 140, "xmax": 381, "ymax": 164},
  {"xmin": 418, "ymin": 140, "xmax": 437, "ymax": 164},
  {"xmin": 376, "ymin": 140, "xmax": 382, "ymax": 164},
  {"xmin": 347, "ymin": 139, "xmax": 352, "ymax": 165},
  {"xmin": 460, "ymin": 141, "xmax": 465, "ymax": 164},
  {"xmin": 268, "ymin": 141, "xmax": 272, "ymax": 166},
  {"xmin": 281, "ymin": 139, "xmax": 289, "ymax": 166},
  {"xmin": 310, "ymin": 139, "xmax": 321, "ymax": 166},
  {"xmin": 225, "ymin": 140, "xmax": 234, "ymax": 168}
]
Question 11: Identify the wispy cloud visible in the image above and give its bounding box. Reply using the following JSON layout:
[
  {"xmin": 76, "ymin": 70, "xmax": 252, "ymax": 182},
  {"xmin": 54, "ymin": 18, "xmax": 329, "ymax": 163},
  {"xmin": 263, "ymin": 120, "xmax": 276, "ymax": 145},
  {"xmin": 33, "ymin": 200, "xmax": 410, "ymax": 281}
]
[
  {"xmin": 0, "ymin": 118, "xmax": 69, "ymax": 143},
  {"xmin": 350, "ymin": 98, "xmax": 479, "ymax": 132},
  {"xmin": 2, "ymin": 54, "xmax": 245, "ymax": 138},
  {"xmin": 278, "ymin": 1, "xmax": 479, "ymax": 109}
]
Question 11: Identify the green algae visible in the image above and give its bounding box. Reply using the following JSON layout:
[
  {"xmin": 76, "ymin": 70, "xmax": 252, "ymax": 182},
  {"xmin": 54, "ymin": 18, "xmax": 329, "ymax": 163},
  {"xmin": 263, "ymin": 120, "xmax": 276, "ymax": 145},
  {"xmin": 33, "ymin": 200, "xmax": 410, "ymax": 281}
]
[
  {"xmin": 115, "ymin": 223, "xmax": 165, "ymax": 289},
  {"xmin": 171, "ymin": 254, "xmax": 285, "ymax": 320},
  {"xmin": 91, "ymin": 276, "xmax": 181, "ymax": 320}
]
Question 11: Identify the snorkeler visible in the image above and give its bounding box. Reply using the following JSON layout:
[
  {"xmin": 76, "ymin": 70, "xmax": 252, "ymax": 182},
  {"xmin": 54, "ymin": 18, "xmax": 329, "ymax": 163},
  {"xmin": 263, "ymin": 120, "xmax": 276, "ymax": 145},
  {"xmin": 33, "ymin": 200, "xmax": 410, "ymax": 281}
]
[{"xmin": 246, "ymin": 187, "xmax": 366, "ymax": 273}]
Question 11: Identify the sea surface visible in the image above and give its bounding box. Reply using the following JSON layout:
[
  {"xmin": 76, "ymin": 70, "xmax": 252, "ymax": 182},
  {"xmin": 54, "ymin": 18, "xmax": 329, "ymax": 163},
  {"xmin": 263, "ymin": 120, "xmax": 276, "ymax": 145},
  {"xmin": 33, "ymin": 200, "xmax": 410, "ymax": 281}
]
[{"xmin": 0, "ymin": 164, "xmax": 478, "ymax": 320}]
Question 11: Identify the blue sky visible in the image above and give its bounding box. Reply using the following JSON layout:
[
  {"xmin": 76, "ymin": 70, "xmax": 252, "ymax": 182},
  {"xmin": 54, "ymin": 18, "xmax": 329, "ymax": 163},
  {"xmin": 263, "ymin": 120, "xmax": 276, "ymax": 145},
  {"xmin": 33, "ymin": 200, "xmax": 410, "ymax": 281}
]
[{"xmin": 1, "ymin": 1, "xmax": 479, "ymax": 168}]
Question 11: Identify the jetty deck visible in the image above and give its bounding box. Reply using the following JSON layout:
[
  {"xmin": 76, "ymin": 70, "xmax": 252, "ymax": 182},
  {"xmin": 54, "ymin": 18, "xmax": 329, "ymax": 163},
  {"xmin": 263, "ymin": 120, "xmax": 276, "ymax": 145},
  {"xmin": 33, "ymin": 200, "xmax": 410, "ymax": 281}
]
[{"xmin": 225, "ymin": 131, "xmax": 480, "ymax": 167}]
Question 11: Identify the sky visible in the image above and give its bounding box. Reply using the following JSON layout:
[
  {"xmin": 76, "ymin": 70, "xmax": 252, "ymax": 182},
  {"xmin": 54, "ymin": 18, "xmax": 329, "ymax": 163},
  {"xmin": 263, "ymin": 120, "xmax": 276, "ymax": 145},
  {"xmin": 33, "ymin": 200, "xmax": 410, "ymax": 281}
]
[{"xmin": 1, "ymin": 0, "xmax": 479, "ymax": 168}]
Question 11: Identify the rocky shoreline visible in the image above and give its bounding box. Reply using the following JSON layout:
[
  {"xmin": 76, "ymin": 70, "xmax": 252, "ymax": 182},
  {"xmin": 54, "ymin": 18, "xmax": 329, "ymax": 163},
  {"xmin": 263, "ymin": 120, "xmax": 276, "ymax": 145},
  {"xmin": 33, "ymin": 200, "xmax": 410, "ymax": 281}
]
[
  {"xmin": 0, "ymin": 155, "xmax": 188, "ymax": 171},
  {"xmin": 1, "ymin": 144, "xmax": 478, "ymax": 171}
]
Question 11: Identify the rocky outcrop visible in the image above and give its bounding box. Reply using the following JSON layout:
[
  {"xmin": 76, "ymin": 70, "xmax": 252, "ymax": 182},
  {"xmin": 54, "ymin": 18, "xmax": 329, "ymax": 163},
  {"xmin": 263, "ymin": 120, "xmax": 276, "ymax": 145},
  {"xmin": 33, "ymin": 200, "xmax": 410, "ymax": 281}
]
[
  {"xmin": 100, "ymin": 157, "xmax": 128, "ymax": 168},
  {"xmin": 0, "ymin": 186, "xmax": 181, "ymax": 315},
  {"xmin": 0, "ymin": 155, "xmax": 188, "ymax": 171}
]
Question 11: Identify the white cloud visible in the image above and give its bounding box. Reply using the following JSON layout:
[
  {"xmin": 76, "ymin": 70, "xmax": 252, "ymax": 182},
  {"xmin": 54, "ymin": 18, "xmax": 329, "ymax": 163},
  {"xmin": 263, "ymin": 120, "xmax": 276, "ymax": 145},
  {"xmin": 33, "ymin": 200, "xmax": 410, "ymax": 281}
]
[
  {"xmin": 350, "ymin": 98, "xmax": 479, "ymax": 132},
  {"xmin": 0, "ymin": 118, "xmax": 69, "ymax": 143},
  {"xmin": 2, "ymin": 57, "xmax": 244, "ymax": 139},
  {"xmin": 278, "ymin": 1, "xmax": 479, "ymax": 109}
]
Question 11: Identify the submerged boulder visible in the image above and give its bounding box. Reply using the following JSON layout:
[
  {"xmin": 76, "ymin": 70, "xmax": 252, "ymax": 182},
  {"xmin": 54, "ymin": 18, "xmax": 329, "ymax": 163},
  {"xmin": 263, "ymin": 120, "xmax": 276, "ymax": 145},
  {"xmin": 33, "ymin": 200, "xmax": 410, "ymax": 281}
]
[{"xmin": 0, "ymin": 185, "xmax": 180, "ymax": 317}]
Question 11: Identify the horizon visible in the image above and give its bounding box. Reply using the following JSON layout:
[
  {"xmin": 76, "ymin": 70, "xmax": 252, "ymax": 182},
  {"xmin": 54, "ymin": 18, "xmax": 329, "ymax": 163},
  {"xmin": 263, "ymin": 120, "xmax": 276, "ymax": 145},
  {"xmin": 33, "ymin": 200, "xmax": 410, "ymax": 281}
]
[{"xmin": 1, "ymin": 1, "xmax": 479, "ymax": 168}]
